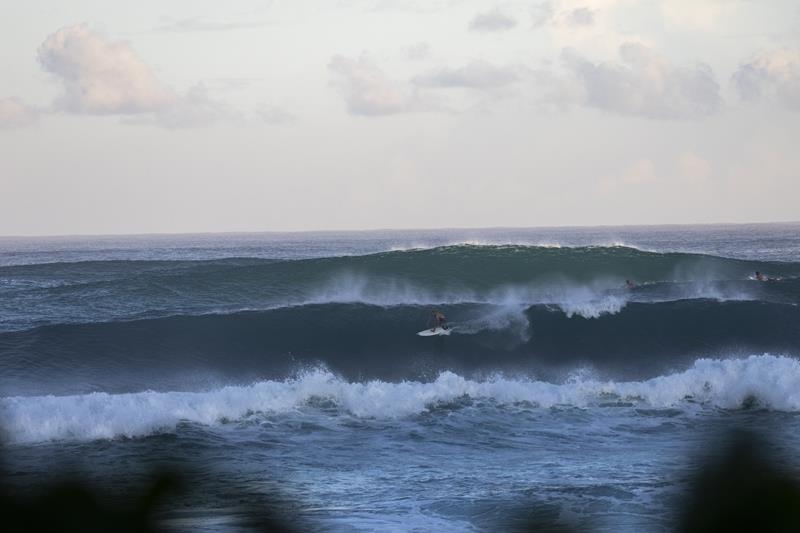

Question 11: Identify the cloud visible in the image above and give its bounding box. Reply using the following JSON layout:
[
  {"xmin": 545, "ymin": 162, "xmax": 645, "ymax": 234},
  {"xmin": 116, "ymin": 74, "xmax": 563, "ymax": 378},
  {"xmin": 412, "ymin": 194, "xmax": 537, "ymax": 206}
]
[
  {"xmin": 151, "ymin": 17, "xmax": 271, "ymax": 33},
  {"xmin": 413, "ymin": 60, "xmax": 525, "ymax": 89},
  {"xmin": 529, "ymin": 68, "xmax": 586, "ymax": 112},
  {"xmin": 36, "ymin": 24, "xmax": 238, "ymax": 127},
  {"xmin": 678, "ymin": 151, "xmax": 712, "ymax": 182},
  {"xmin": 38, "ymin": 24, "xmax": 174, "ymax": 114},
  {"xmin": 0, "ymin": 98, "xmax": 38, "ymax": 129},
  {"xmin": 603, "ymin": 158, "xmax": 658, "ymax": 188},
  {"xmin": 154, "ymin": 84, "xmax": 239, "ymax": 128},
  {"xmin": 403, "ymin": 42, "xmax": 431, "ymax": 61},
  {"xmin": 660, "ymin": 1, "xmax": 726, "ymax": 31},
  {"xmin": 560, "ymin": 42, "xmax": 722, "ymax": 119},
  {"xmin": 469, "ymin": 9, "xmax": 517, "ymax": 32},
  {"xmin": 329, "ymin": 54, "xmax": 432, "ymax": 116},
  {"xmin": 732, "ymin": 50, "xmax": 800, "ymax": 110},
  {"xmin": 602, "ymin": 152, "xmax": 713, "ymax": 191},
  {"xmin": 256, "ymin": 105, "xmax": 297, "ymax": 125},
  {"xmin": 364, "ymin": 0, "xmax": 459, "ymax": 14},
  {"xmin": 532, "ymin": 3, "xmax": 595, "ymax": 29},
  {"xmin": 531, "ymin": 2, "xmax": 555, "ymax": 28},
  {"xmin": 563, "ymin": 7, "xmax": 595, "ymax": 27}
]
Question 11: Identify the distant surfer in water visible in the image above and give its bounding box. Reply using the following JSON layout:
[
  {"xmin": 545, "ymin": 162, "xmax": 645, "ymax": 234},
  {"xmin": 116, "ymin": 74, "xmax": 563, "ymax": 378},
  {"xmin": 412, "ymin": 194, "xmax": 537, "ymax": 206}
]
[
  {"xmin": 755, "ymin": 271, "xmax": 767, "ymax": 281},
  {"xmin": 431, "ymin": 309, "xmax": 447, "ymax": 331},
  {"xmin": 625, "ymin": 279, "xmax": 637, "ymax": 289}
]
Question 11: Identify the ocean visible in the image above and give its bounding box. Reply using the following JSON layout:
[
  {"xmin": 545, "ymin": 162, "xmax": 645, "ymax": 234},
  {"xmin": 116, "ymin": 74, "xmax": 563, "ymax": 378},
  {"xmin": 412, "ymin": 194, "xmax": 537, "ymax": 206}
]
[{"xmin": 2, "ymin": 223, "xmax": 800, "ymax": 531}]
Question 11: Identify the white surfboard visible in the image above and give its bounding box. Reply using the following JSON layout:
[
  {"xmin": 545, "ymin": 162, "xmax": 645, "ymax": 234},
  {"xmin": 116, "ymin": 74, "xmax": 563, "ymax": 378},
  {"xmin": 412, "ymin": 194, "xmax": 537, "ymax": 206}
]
[{"xmin": 417, "ymin": 327, "xmax": 452, "ymax": 337}]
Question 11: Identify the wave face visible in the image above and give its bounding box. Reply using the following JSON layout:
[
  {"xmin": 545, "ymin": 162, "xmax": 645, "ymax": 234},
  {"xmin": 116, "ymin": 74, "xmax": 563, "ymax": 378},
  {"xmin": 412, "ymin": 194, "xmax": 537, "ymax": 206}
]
[
  {"xmin": 3, "ymin": 299, "xmax": 800, "ymax": 395},
  {"xmin": 2, "ymin": 354, "xmax": 798, "ymax": 444},
  {"xmin": 1, "ymin": 244, "xmax": 799, "ymax": 395}
]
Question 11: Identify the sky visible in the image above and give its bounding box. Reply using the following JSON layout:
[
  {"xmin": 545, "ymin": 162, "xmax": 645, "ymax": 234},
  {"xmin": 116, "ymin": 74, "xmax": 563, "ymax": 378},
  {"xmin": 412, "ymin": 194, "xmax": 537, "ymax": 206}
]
[{"xmin": 1, "ymin": 0, "xmax": 799, "ymax": 236}]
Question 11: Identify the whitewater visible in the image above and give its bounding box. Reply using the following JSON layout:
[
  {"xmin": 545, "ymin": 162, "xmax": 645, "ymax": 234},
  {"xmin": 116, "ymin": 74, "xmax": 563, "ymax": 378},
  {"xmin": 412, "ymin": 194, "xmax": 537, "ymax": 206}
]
[
  {"xmin": 4, "ymin": 355, "xmax": 800, "ymax": 445},
  {"xmin": 2, "ymin": 223, "xmax": 800, "ymax": 531}
]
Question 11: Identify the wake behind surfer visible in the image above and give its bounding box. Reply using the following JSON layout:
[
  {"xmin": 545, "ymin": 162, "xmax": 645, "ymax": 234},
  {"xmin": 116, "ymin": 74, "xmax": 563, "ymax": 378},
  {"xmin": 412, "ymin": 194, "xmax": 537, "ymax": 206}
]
[{"xmin": 431, "ymin": 309, "xmax": 447, "ymax": 332}]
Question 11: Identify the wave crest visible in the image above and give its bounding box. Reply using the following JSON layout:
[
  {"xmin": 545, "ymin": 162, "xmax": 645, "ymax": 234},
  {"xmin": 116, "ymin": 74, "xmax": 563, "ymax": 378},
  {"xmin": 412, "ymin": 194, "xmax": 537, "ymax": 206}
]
[{"xmin": 3, "ymin": 355, "xmax": 799, "ymax": 444}]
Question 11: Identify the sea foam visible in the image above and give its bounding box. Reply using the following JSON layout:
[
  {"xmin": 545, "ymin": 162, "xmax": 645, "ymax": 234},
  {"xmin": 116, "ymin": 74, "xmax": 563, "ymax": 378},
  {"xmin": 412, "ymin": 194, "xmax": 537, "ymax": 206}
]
[{"xmin": 2, "ymin": 355, "xmax": 799, "ymax": 444}]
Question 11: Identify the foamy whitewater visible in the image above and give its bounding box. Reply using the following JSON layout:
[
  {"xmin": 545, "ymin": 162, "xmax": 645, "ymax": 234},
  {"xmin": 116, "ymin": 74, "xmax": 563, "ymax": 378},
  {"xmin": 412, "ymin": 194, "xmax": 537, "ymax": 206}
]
[{"xmin": 2, "ymin": 224, "xmax": 800, "ymax": 531}]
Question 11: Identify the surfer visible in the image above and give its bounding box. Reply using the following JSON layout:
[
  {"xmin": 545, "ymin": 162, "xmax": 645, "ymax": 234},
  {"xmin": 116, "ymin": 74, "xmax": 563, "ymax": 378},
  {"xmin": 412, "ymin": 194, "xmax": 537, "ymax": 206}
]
[
  {"xmin": 625, "ymin": 279, "xmax": 637, "ymax": 289},
  {"xmin": 431, "ymin": 309, "xmax": 447, "ymax": 331},
  {"xmin": 755, "ymin": 271, "xmax": 767, "ymax": 281}
]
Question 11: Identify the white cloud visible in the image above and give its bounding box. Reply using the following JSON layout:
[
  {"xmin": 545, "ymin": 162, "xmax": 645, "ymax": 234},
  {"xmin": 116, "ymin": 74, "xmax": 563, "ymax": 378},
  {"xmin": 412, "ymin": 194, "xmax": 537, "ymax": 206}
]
[
  {"xmin": 529, "ymin": 68, "xmax": 586, "ymax": 112},
  {"xmin": 678, "ymin": 151, "xmax": 712, "ymax": 182},
  {"xmin": 531, "ymin": 2, "xmax": 555, "ymax": 28},
  {"xmin": 469, "ymin": 8, "xmax": 517, "ymax": 32},
  {"xmin": 600, "ymin": 151, "xmax": 714, "ymax": 196},
  {"xmin": 732, "ymin": 49, "xmax": 800, "ymax": 111},
  {"xmin": 532, "ymin": 3, "xmax": 596, "ymax": 29},
  {"xmin": 154, "ymin": 84, "xmax": 239, "ymax": 128},
  {"xmin": 562, "ymin": 7, "xmax": 595, "ymax": 27},
  {"xmin": 560, "ymin": 42, "xmax": 722, "ymax": 119},
  {"xmin": 329, "ymin": 54, "xmax": 431, "ymax": 116},
  {"xmin": 38, "ymin": 24, "xmax": 174, "ymax": 114},
  {"xmin": 403, "ymin": 42, "xmax": 432, "ymax": 61},
  {"xmin": 601, "ymin": 158, "xmax": 658, "ymax": 190},
  {"xmin": 413, "ymin": 60, "xmax": 525, "ymax": 89},
  {"xmin": 36, "ymin": 24, "xmax": 239, "ymax": 127},
  {"xmin": 660, "ymin": 1, "xmax": 726, "ymax": 31},
  {"xmin": 530, "ymin": 1, "xmax": 647, "ymax": 61},
  {"xmin": 0, "ymin": 98, "xmax": 38, "ymax": 129},
  {"xmin": 151, "ymin": 17, "xmax": 271, "ymax": 33},
  {"xmin": 364, "ymin": 0, "xmax": 460, "ymax": 14},
  {"xmin": 255, "ymin": 105, "xmax": 297, "ymax": 125}
]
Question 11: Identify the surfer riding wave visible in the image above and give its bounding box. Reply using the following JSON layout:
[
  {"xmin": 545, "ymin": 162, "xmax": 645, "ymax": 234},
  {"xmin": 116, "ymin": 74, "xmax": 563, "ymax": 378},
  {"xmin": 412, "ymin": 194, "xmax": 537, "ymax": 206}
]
[{"xmin": 431, "ymin": 309, "xmax": 447, "ymax": 332}]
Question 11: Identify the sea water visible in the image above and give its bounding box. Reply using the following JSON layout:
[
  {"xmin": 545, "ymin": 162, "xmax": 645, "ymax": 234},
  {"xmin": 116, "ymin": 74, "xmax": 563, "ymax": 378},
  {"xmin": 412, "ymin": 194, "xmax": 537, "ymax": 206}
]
[{"xmin": 2, "ymin": 223, "xmax": 800, "ymax": 531}]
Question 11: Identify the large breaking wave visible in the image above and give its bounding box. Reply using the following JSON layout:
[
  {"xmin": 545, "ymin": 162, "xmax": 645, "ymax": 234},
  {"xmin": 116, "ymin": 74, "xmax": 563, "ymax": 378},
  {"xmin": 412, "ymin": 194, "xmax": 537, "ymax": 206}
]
[
  {"xmin": 2, "ymin": 245, "xmax": 798, "ymax": 332},
  {"xmin": 2, "ymin": 245, "xmax": 799, "ymax": 395},
  {"xmin": 3, "ymin": 299, "xmax": 800, "ymax": 396}
]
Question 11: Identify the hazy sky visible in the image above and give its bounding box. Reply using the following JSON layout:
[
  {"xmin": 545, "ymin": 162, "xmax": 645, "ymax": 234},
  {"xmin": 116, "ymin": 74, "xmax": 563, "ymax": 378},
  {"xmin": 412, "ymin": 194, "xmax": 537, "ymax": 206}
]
[{"xmin": 1, "ymin": 0, "xmax": 799, "ymax": 235}]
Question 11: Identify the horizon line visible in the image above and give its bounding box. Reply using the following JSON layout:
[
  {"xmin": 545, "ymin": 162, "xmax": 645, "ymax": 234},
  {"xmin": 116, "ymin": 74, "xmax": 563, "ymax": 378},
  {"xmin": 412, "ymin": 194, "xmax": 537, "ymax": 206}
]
[{"xmin": 1, "ymin": 219, "xmax": 799, "ymax": 240}]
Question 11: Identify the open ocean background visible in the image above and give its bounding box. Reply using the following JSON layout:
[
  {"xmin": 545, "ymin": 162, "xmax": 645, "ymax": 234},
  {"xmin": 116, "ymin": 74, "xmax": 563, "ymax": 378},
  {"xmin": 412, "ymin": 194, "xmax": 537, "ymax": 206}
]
[{"xmin": 2, "ymin": 223, "xmax": 800, "ymax": 531}]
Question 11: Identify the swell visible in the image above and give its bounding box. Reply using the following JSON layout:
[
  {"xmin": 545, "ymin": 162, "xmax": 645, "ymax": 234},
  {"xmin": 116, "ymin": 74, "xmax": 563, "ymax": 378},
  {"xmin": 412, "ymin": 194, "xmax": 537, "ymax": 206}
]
[
  {"xmin": 3, "ymin": 300, "xmax": 800, "ymax": 396},
  {"xmin": 3, "ymin": 354, "xmax": 800, "ymax": 444},
  {"xmin": 2, "ymin": 245, "xmax": 799, "ymax": 332}
]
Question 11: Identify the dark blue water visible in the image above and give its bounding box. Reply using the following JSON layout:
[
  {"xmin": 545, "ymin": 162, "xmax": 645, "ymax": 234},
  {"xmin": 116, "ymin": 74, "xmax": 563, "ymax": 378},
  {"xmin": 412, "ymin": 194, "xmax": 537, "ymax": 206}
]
[{"xmin": 2, "ymin": 224, "xmax": 800, "ymax": 531}]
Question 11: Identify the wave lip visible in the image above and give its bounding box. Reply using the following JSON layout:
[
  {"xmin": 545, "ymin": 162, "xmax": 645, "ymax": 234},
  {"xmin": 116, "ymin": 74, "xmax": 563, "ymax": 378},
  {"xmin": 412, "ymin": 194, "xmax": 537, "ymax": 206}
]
[{"xmin": 2, "ymin": 354, "xmax": 798, "ymax": 445}]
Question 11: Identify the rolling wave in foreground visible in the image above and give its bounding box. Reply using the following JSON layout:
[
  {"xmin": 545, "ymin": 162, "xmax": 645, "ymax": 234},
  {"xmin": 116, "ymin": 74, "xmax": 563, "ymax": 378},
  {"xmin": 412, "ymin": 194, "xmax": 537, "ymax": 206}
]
[{"xmin": 2, "ymin": 354, "xmax": 799, "ymax": 444}]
